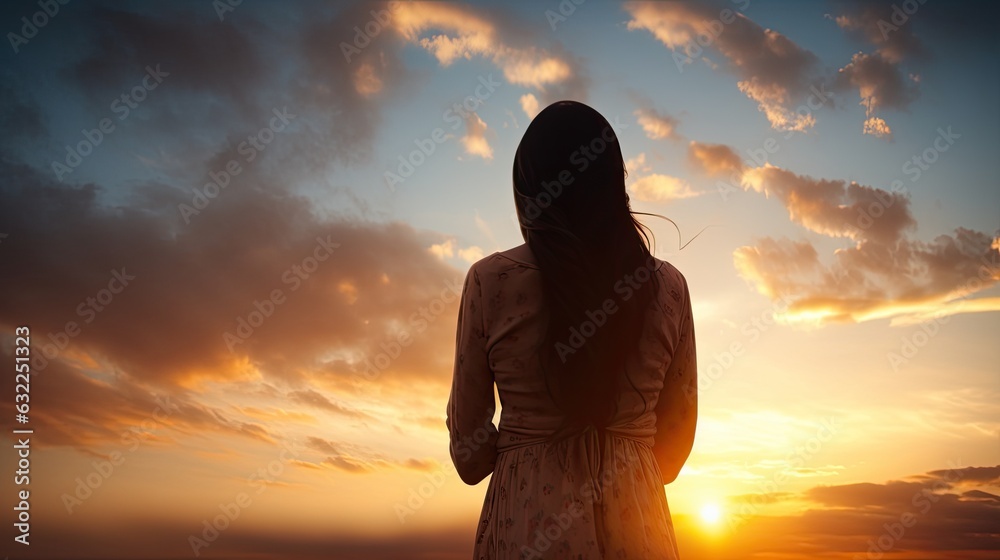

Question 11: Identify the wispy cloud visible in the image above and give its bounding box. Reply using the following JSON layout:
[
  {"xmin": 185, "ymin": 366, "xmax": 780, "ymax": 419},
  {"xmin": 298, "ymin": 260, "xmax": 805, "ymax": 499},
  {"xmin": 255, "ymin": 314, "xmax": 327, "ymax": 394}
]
[
  {"xmin": 686, "ymin": 142, "xmax": 1000, "ymax": 324},
  {"xmin": 625, "ymin": 0, "xmax": 822, "ymax": 131},
  {"xmin": 715, "ymin": 465, "xmax": 1000, "ymax": 558},
  {"xmin": 391, "ymin": 2, "xmax": 588, "ymax": 102},
  {"xmin": 460, "ymin": 112, "xmax": 494, "ymax": 160},
  {"xmin": 829, "ymin": 0, "xmax": 926, "ymax": 138},
  {"xmin": 629, "ymin": 173, "xmax": 700, "ymax": 202},
  {"xmin": 635, "ymin": 106, "xmax": 681, "ymax": 140}
]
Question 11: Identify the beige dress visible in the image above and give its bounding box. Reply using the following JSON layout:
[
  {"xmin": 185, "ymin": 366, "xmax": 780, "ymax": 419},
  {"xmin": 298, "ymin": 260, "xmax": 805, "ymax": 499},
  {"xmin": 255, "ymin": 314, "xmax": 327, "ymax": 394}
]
[{"xmin": 447, "ymin": 245, "xmax": 697, "ymax": 560}]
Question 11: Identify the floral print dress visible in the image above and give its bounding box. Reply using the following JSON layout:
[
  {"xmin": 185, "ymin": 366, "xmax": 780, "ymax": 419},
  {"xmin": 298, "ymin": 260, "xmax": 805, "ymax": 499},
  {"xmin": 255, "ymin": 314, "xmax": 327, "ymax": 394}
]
[{"xmin": 447, "ymin": 246, "xmax": 697, "ymax": 560}]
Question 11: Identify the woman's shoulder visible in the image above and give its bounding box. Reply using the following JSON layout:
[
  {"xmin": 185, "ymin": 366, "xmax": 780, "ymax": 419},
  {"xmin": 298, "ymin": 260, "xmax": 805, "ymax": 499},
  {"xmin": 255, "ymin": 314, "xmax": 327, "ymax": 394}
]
[
  {"xmin": 460, "ymin": 245, "xmax": 539, "ymax": 295},
  {"xmin": 654, "ymin": 257, "xmax": 684, "ymax": 280},
  {"xmin": 494, "ymin": 243, "xmax": 538, "ymax": 269},
  {"xmin": 651, "ymin": 257, "xmax": 691, "ymax": 301},
  {"xmin": 470, "ymin": 246, "xmax": 688, "ymax": 295},
  {"xmin": 471, "ymin": 244, "xmax": 539, "ymax": 273}
]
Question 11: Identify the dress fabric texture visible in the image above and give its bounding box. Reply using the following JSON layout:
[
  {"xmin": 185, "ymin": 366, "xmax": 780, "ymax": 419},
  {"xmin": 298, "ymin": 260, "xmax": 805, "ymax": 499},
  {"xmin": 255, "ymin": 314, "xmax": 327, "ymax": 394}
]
[{"xmin": 447, "ymin": 248, "xmax": 697, "ymax": 560}]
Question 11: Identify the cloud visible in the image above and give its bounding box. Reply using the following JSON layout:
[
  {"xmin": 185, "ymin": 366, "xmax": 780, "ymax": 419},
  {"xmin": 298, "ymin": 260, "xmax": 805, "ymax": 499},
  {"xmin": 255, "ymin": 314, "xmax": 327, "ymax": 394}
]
[
  {"xmin": 0, "ymin": 142, "xmax": 466, "ymax": 462},
  {"xmin": 625, "ymin": 1, "xmax": 822, "ymax": 131},
  {"xmin": 920, "ymin": 466, "xmax": 1000, "ymax": 485},
  {"xmin": 740, "ymin": 164, "xmax": 915, "ymax": 244},
  {"xmin": 323, "ymin": 455, "xmax": 374, "ymax": 473},
  {"xmin": 625, "ymin": 152, "xmax": 652, "ymax": 174},
  {"xmin": 391, "ymin": 3, "xmax": 501, "ymax": 67},
  {"xmin": 69, "ymin": 7, "xmax": 267, "ymax": 111},
  {"xmin": 736, "ymin": 78, "xmax": 818, "ymax": 132},
  {"xmin": 634, "ymin": 106, "xmax": 680, "ymax": 140},
  {"xmin": 429, "ymin": 239, "xmax": 458, "ymax": 259},
  {"xmin": 458, "ymin": 245, "xmax": 485, "ymax": 263},
  {"xmin": 731, "ymin": 163, "xmax": 999, "ymax": 324},
  {"xmin": 520, "ymin": 93, "xmax": 540, "ymax": 119},
  {"xmin": 806, "ymin": 467, "xmax": 1000, "ymax": 508},
  {"xmin": 58, "ymin": 1, "xmax": 414, "ymax": 171},
  {"xmin": 460, "ymin": 112, "xmax": 494, "ymax": 160},
  {"xmin": 829, "ymin": 2, "xmax": 925, "ymax": 138},
  {"xmin": 306, "ymin": 436, "xmax": 341, "ymax": 455},
  {"xmin": 390, "ymin": 2, "xmax": 588, "ymax": 102},
  {"xmin": 688, "ymin": 141, "xmax": 745, "ymax": 178},
  {"xmin": 829, "ymin": 0, "xmax": 926, "ymax": 64},
  {"xmin": 50, "ymin": 1, "xmax": 581, "ymax": 173},
  {"xmin": 836, "ymin": 51, "xmax": 919, "ymax": 138},
  {"xmin": 303, "ymin": 436, "xmax": 439, "ymax": 475},
  {"xmin": 683, "ymin": 137, "xmax": 1000, "ymax": 325},
  {"xmin": 428, "ymin": 238, "xmax": 485, "ymax": 262},
  {"xmin": 629, "ymin": 173, "xmax": 700, "ymax": 202},
  {"xmin": 352, "ymin": 61, "xmax": 385, "ymax": 96},
  {"xmin": 838, "ymin": 50, "xmax": 917, "ymax": 109},
  {"xmin": 317, "ymin": 454, "xmax": 439, "ymax": 474},
  {"xmin": 721, "ymin": 465, "xmax": 1000, "ymax": 558},
  {"xmin": 288, "ymin": 389, "xmax": 370, "ymax": 419},
  {"xmin": 863, "ymin": 115, "xmax": 893, "ymax": 139},
  {"xmin": 0, "ymin": 84, "xmax": 45, "ymax": 144},
  {"xmin": 728, "ymin": 492, "xmax": 794, "ymax": 505},
  {"xmin": 299, "ymin": 2, "xmax": 414, "ymax": 165},
  {"xmin": 0, "ymin": 355, "xmax": 277, "ymax": 452},
  {"xmin": 735, "ymin": 231, "xmax": 1000, "ymax": 325}
]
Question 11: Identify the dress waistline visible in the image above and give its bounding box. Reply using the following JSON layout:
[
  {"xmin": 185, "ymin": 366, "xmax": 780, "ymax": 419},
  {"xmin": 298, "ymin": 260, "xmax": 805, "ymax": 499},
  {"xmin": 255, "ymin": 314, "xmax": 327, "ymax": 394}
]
[{"xmin": 495, "ymin": 425, "xmax": 655, "ymax": 454}]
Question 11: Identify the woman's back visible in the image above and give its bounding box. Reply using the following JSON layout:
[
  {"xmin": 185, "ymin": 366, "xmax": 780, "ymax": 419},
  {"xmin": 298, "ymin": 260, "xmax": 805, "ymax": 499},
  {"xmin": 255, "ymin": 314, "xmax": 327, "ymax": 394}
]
[
  {"xmin": 447, "ymin": 99, "xmax": 698, "ymax": 559},
  {"xmin": 447, "ymin": 243, "xmax": 697, "ymax": 559}
]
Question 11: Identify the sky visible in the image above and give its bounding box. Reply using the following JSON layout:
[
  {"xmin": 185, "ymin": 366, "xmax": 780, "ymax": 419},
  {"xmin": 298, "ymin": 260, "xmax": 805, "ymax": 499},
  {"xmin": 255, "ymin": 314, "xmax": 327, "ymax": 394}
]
[{"xmin": 0, "ymin": 0, "xmax": 998, "ymax": 558}]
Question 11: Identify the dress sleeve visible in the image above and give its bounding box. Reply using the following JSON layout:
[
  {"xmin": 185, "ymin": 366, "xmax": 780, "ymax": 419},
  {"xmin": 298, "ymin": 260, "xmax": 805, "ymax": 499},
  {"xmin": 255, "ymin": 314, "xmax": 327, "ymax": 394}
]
[
  {"xmin": 652, "ymin": 270, "xmax": 698, "ymax": 485},
  {"xmin": 446, "ymin": 262, "xmax": 499, "ymax": 485}
]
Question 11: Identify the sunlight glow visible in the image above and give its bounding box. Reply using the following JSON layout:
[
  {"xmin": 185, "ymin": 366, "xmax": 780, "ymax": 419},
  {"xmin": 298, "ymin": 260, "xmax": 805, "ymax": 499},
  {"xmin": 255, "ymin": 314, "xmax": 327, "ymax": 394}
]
[{"xmin": 700, "ymin": 503, "xmax": 723, "ymax": 526}]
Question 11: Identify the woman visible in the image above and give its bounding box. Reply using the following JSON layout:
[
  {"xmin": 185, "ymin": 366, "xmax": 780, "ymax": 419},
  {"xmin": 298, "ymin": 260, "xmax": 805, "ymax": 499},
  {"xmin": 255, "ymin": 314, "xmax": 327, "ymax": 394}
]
[{"xmin": 447, "ymin": 100, "xmax": 697, "ymax": 559}]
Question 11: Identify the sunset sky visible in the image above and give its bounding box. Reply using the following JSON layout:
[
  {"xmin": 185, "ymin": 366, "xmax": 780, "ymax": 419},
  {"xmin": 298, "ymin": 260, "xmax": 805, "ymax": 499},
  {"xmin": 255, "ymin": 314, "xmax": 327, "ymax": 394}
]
[{"xmin": 1, "ymin": 0, "xmax": 998, "ymax": 558}]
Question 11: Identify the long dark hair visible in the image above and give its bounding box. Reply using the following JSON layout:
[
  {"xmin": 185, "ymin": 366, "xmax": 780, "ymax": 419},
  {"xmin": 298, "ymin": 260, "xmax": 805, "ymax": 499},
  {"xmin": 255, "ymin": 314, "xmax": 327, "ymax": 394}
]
[{"xmin": 513, "ymin": 100, "xmax": 660, "ymax": 438}]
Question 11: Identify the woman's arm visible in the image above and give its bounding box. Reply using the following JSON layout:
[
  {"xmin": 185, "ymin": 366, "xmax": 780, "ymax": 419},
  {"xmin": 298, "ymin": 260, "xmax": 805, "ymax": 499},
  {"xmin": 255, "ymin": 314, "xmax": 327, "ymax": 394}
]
[
  {"xmin": 446, "ymin": 263, "xmax": 499, "ymax": 485},
  {"xmin": 653, "ymin": 272, "xmax": 698, "ymax": 485}
]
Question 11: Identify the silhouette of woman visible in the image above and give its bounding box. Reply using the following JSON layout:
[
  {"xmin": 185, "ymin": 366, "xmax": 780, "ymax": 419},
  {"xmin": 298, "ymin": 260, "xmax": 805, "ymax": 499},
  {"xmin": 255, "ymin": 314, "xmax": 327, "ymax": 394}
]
[{"xmin": 447, "ymin": 100, "xmax": 697, "ymax": 559}]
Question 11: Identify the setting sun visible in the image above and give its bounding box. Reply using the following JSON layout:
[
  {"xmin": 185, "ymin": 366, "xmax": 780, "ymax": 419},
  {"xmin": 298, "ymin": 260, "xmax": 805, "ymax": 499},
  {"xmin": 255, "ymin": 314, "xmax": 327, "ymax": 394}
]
[{"xmin": 700, "ymin": 503, "xmax": 723, "ymax": 526}]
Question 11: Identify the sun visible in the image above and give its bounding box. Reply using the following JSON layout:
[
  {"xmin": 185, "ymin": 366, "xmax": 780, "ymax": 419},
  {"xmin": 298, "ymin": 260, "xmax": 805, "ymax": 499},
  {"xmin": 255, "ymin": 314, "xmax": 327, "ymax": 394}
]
[{"xmin": 700, "ymin": 502, "xmax": 723, "ymax": 526}]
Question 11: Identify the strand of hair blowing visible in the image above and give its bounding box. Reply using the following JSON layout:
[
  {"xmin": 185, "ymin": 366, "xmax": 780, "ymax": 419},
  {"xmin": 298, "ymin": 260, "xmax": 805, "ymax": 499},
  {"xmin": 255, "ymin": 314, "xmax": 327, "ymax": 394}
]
[{"xmin": 513, "ymin": 101, "xmax": 660, "ymax": 441}]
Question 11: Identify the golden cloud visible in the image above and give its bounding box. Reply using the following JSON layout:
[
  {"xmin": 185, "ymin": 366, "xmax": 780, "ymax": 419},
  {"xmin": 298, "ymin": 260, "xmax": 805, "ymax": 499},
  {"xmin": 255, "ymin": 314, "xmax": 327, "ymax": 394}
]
[
  {"xmin": 392, "ymin": 2, "xmax": 581, "ymax": 94},
  {"xmin": 688, "ymin": 141, "xmax": 745, "ymax": 178},
  {"xmin": 625, "ymin": 1, "xmax": 822, "ymax": 131},
  {"xmin": 635, "ymin": 106, "xmax": 680, "ymax": 140},
  {"xmin": 460, "ymin": 112, "xmax": 494, "ymax": 160},
  {"xmin": 629, "ymin": 173, "xmax": 700, "ymax": 202}
]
